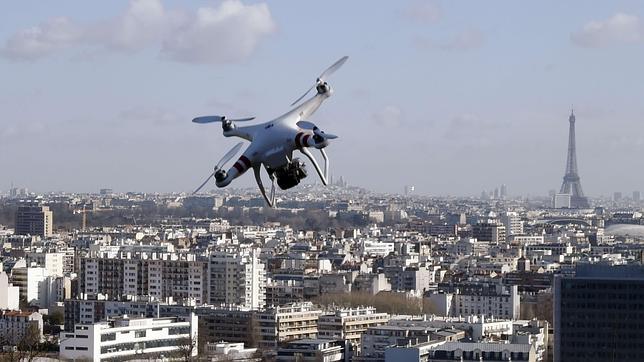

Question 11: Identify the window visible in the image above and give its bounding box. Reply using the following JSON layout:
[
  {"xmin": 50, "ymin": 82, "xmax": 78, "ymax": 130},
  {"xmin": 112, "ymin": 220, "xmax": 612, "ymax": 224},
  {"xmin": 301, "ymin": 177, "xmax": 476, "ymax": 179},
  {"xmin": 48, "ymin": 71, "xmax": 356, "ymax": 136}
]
[{"xmin": 135, "ymin": 330, "xmax": 147, "ymax": 338}]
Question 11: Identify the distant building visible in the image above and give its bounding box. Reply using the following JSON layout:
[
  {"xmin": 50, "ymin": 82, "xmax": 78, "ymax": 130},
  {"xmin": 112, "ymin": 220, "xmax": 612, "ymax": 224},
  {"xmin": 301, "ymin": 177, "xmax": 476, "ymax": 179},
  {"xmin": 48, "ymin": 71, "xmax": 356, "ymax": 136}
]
[
  {"xmin": 500, "ymin": 212, "xmax": 524, "ymax": 236},
  {"xmin": 208, "ymin": 249, "xmax": 266, "ymax": 309},
  {"xmin": 428, "ymin": 282, "xmax": 520, "ymax": 320},
  {"xmin": 10, "ymin": 263, "xmax": 49, "ymax": 306},
  {"xmin": 80, "ymin": 254, "xmax": 208, "ymax": 304},
  {"xmin": 15, "ymin": 203, "xmax": 53, "ymax": 238},
  {"xmin": 256, "ymin": 302, "xmax": 321, "ymax": 349},
  {"xmin": 553, "ymin": 193, "xmax": 571, "ymax": 209},
  {"xmin": 59, "ymin": 314, "xmax": 198, "ymax": 361},
  {"xmin": 613, "ymin": 191, "xmax": 622, "ymax": 202},
  {"xmin": 205, "ymin": 341, "xmax": 259, "ymax": 360},
  {"xmin": 318, "ymin": 307, "xmax": 389, "ymax": 353},
  {"xmin": 277, "ymin": 339, "xmax": 345, "ymax": 362},
  {"xmin": 554, "ymin": 264, "xmax": 644, "ymax": 362},
  {"xmin": 0, "ymin": 271, "xmax": 20, "ymax": 310},
  {"xmin": 0, "ymin": 310, "xmax": 43, "ymax": 346},
  {"xmin": 472, "ymin": 223, "xmax": 506, "ymax": 243},
  {"xmin": 633, "ymin": 190, "xmax": 641, "ymax": 202},
  {"xmin": 385, "ymin": 341, "xmax": 536, "ymax": 362}
]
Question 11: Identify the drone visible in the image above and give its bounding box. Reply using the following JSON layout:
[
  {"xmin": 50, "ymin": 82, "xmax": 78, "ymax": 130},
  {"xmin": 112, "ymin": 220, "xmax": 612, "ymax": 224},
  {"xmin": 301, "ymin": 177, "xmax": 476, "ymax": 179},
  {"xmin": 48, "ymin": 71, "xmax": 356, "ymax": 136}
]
[{"xmin": 192, "ymin": 56, "xmax": 348, "ymax": 207}]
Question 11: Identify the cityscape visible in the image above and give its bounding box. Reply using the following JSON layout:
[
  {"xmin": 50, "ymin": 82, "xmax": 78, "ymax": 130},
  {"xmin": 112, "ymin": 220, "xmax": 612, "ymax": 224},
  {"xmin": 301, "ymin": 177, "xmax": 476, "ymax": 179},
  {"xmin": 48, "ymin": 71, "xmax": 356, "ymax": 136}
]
[{"xmin": 2, "ymin": 1, "xmax": 644, "ymax": 362}]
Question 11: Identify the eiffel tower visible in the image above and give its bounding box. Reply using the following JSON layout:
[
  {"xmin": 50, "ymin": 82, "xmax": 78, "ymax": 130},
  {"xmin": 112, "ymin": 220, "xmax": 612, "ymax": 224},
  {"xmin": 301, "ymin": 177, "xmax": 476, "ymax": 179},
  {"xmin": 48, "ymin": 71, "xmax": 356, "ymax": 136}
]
[{"xmin": 560, "ymin": 109, "xmax": 590, "ymax": 208}]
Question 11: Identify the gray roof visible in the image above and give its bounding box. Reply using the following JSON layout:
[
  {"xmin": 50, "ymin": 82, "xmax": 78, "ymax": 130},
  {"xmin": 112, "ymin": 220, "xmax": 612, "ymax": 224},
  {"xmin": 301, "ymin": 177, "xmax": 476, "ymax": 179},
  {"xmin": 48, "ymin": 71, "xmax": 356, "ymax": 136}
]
[{"xmin": 431, "ymin": 342, "xmax": 531, "ymax": 353}]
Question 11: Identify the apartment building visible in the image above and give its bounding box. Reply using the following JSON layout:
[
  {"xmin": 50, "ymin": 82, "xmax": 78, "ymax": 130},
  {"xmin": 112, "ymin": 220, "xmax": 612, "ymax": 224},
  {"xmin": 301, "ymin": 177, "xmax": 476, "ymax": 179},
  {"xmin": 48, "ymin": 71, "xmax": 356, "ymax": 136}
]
[
  {"xmin": 0, "ymin": 310, "xmax": 43, "ymax": 345},
  {"xmin": 80, "ymin": 253, "xmax": 208, "ymax": 304},
  {"xmin": 59, "ymin": 314, "xmax": 198, "ymax": 361},
  {"xmin": 15, "ymin": 203, "xmax": 53, "ymax": 238},
  {"xmin": 318, "ymin": 307, "xmax": 389, "ymax": 352},
  {"xmin": 208, "ymin": 249, "xmax": 266, "ymax": 309},
  {"xmin": 256, "ymin": 302, "xmax": 321, "ymax": 349}
]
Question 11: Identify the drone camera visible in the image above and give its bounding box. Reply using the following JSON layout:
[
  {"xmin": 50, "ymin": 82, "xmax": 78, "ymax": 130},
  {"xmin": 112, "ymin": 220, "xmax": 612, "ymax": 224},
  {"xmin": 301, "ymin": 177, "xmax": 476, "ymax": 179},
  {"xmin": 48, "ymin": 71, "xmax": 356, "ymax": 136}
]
[{"xmin": 274, "ymin": 158, "xmax": 307, "ymax": 190}]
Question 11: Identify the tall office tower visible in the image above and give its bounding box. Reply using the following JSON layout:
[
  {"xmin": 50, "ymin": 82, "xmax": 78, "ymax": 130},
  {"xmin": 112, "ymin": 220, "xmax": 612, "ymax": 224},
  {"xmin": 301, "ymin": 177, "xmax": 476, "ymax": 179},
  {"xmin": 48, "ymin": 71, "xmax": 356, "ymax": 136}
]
[
  {"xmin": 554, "ymin": 265, "xmax": 644, "ymax": 362},
  {"xmin": 500, "ymin": 184, "xmax": 508, "ymax": 199},
  {"xmin": 208, "ymin": 249, "xmax": 266, "ymax": 309},
  {"xmin": 633, "ymin": 191, "xmax": 641, "ymax": 202},
  {"xmin": 559, "ymin": 110, "xmax": 590, "ymax": 208},
  {"xmin": 15, "ymin": 202, "xmax": 53, "ymax": 238}
]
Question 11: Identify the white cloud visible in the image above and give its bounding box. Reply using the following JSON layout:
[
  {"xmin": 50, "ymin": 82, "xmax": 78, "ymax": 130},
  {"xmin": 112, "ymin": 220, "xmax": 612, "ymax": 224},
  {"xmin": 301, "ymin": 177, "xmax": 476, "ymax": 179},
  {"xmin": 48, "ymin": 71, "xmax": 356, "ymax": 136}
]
[
  {"xmin": 571, "ymin": 13, "xmax": 642, "ymax": 47},
  {"xmin": 372, "ymin": 105, "xmax": 404, "ymax": 127},
  {"xmin": 161, "ymin": 1, "xmax": 275, "ymax": 64},
  {"xmin": 0, "ymin": 17, "xmax": 82, "ymax": 60},
  {"xmin": 0, "ymin": 0, "xmax": 275, "ymax": 63}
]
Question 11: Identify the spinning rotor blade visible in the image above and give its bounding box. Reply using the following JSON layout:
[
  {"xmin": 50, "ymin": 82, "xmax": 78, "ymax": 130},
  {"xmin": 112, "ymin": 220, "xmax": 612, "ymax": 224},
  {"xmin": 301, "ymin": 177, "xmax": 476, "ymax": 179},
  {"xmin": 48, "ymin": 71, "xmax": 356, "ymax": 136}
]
[
  {"xmin": 290, "ymin": 56, "xmax": 349, "ymax": 106},
  {"xmin": 297, "ymin": 121, "xmax": 338, "ymax": 140},
  {"xmin": 216, "ymin": 142, "xmax": 244, "ymax": 170},
  {"xmin": 192, "ymin": 142, "xmax": 244, "ymax": 194},
  {"xmin": 192, "ymin": 116, "xmax": 255, "ymax": 124},
  {"xmin": 192, "ymin": 173, "xmax": 215, "ymax": 194},
  {"xmin": 319, "ymin": 56, "xmax": 349, "ymax": 82}
]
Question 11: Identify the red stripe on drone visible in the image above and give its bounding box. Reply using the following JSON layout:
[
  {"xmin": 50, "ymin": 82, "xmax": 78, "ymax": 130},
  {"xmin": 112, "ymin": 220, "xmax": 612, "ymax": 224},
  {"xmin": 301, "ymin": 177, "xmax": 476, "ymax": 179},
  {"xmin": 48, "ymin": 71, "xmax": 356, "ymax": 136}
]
[
  {"xmin": 239, "ymin": 155, "xmax": 251, "ymax": 169},
  {"xmin": 302, "ymin": 134, "xmax": 311, "ymax": 147},
  {"xmin": 233, "ymin": 162, "xmax": 244, "ymax": 173}
]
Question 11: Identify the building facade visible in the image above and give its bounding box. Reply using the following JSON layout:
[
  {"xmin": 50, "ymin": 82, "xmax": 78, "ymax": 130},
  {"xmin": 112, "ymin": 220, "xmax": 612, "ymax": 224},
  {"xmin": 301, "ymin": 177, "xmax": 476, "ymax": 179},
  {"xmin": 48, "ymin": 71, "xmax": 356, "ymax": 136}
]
[
  {"xmin": 554, "ymin": 265, "xmax": 644, "ymax": 362},
  {"xmin": 59, "ymin": 314, "xmax": 198, "ymax": 361}
]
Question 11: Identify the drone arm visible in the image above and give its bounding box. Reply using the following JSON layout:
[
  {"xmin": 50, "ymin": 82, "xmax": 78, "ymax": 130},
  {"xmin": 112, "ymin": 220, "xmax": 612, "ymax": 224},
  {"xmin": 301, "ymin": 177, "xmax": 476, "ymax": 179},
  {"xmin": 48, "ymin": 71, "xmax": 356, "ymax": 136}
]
[
  {"xmin": 300, "ymin": 147, "xmax": 328, "ymax": 186},
  {"xmin": 253, "ymin": 165, "xmax": 274, "ymax": 207},
  {"xmin": 223, "ymin": 127, "xmax": 254, "ymax": 142}
]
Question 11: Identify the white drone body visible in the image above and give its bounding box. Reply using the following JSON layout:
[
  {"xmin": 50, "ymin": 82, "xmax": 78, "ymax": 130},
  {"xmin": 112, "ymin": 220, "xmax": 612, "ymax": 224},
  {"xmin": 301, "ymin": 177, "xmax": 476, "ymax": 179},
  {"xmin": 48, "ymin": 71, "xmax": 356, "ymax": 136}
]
[{"xmin": 192, "ymin": 56, "xmax": 348, "ymax": 207}]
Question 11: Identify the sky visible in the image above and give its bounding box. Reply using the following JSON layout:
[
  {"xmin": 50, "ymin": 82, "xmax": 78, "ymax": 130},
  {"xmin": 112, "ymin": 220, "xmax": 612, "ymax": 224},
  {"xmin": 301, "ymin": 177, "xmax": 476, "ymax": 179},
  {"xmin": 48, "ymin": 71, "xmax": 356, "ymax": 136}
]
[{"xmin": 0, "ymin": 0, "xmax": 643, "ymax": 197}]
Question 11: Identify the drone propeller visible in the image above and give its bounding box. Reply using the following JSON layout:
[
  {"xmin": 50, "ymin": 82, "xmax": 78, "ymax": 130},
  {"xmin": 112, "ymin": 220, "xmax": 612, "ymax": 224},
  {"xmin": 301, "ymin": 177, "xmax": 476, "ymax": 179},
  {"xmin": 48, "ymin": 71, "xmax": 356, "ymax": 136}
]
[
  {"xmin": 192, "ymin": 142, "xmax": 244, "ymax": 194},
  {"xmin": 192, "ymin": 116, "xmax": 255, "ymax": 124},
  {"xmin": 297, "ymin": 121, "xmax": 338, "ymax": 140},
  {"xmin": 291, "ymin": 56, "xmax": 349, "ymax": 106}
]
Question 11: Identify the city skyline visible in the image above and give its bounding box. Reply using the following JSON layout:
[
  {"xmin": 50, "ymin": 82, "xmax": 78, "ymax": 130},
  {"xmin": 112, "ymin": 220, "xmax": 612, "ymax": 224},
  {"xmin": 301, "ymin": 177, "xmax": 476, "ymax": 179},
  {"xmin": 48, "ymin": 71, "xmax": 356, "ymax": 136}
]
[{"xmin": 1, "ymin": 0, "xmax": 643, "ymax": 196}]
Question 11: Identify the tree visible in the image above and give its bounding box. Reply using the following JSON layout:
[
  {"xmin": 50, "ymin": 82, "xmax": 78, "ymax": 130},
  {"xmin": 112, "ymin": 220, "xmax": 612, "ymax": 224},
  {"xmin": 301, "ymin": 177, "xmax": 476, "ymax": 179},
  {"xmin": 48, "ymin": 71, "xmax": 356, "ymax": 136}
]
[
  {"xmin": 0, "ymin": 323, "xmax": 44, "ymax": 362},
  {"xmin": 173, "ymin": 335, "xmax": 198, "ymax": 362}
]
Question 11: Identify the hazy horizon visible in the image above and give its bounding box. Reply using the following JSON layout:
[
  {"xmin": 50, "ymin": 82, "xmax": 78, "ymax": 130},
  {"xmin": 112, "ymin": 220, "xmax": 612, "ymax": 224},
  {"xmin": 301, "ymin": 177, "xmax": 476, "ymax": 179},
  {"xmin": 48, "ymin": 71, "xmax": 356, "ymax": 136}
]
[{"xmin": 1, "ymin": 1, "xmax": 643, "ymax": 197}]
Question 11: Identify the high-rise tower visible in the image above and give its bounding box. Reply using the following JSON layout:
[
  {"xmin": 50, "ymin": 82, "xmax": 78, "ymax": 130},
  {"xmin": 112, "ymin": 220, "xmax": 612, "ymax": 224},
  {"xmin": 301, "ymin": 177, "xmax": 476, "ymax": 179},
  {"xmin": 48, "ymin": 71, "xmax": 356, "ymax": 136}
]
[{"xmin": 559, "ymin": 110, "xmax": 590, "ymax": 208}]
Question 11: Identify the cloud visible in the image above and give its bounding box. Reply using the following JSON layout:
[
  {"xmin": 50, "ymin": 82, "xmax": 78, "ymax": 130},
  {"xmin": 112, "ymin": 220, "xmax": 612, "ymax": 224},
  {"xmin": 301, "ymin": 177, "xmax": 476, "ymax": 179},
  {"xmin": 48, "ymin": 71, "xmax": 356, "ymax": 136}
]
[
  {"xmin": 571, "ymin": 13, "xmax": 642, "ymax": 47},
  {"xmin": 372, "ymin": 105, "xmax": 404, "ymax": 127},
  {"xmin": 162, "ymin": 1, "xmax": 275, "ymax": 64},
  {"xmin": 0, "ymin": 17, "xmax": 82, "ymax": 60},
  {"xmin": 402, "ymin": 1, "xmax": 442, "ymax": 24},
  {"xmin": 439, "ymin": 29, "xmax": 485, "ymax": 51},
  {"xmin": 0, "ymin": 0, "xmax": 275, "ymax": 63}
]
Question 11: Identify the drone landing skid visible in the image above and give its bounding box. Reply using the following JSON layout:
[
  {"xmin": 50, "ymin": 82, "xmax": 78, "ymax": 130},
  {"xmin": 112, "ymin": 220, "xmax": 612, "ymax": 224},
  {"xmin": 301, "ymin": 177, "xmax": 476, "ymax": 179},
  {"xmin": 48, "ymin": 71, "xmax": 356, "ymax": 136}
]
[
  {"xmin": 253, "ymin": 165, "xmax": 275, "ymax": 207},
  {"xmin": 300, "ymin": 148, "xmax": 329, "ymax": 186}
]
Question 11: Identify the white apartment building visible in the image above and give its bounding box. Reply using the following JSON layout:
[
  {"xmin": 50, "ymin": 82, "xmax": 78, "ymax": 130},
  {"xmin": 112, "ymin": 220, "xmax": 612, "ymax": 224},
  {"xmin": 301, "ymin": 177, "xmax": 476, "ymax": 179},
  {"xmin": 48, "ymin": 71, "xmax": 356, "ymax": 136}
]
[
  {"xmin": 318, "ymin": 307, "xmax": 389, "ymax": 350},
  {"xmin": 208, "ymin": 249, "xmax": 266, "ymax": 309},
  {"xmin": 0, "ymin": 271, "xmax": 20, "ymax": 310},
  {"xmin": 59, "ymin": 314, "xmax": 198, "ymax": 361},
  {"xmin": 428, "ymin": 285, "xmax": 520, "ymax": 320},
  {"xmin": 359, "ymin": 240, "xmax": 395, "ymax": 257},
  {"xmin": 500, "ymin": 212, "xmax": 524, "ymax": 236},
  {"xmin": 27, "ymin": 251, "xmax": 64, "ymax": 277},
  {"xmin": 10, "ymin": 262, "xmax": 49, "ymax": 306},
  {"xmin": 257, "ymin": 302, "xmax": 322, "ymax": 349}
]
